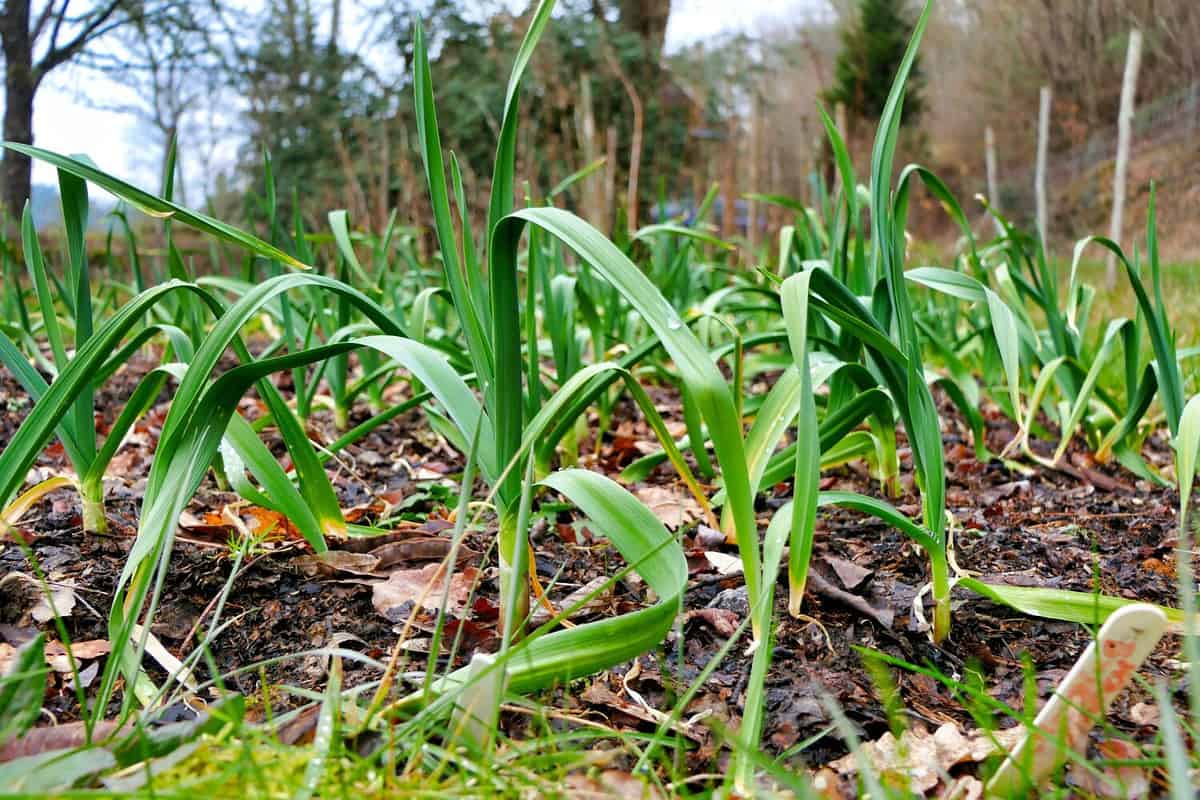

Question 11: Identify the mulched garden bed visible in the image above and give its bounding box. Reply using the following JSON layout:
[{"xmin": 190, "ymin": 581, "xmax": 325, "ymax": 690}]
[{"xmin": 0, "ymin": 351, "xmax": 1187, "ymax": 791}]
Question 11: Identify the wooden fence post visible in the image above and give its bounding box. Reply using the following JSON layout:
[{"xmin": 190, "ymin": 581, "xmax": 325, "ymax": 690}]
[
  {"xmin": 985, "ymin": 125, "xmax": 1001, "ymax": 235},
  {"xmin": 1036, "ymin": 86, "xmax": 1052, "ymax": 246},
  {"xmin": 1108, "ymin": 29, "xmax": 1142, "ymax": 289}
]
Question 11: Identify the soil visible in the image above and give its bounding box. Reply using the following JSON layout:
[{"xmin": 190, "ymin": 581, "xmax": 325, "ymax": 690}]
[{"xmin": 0, "ymin": 353, "xmax": 1189, "ymax": 788}]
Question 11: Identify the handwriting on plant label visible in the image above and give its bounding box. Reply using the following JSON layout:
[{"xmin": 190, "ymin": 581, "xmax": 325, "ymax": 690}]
[{"xmin": 987, "ymin": 604, "xmax": 1167, "ymax": 797}]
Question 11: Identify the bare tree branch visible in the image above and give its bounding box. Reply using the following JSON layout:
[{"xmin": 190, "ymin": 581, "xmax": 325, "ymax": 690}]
[{"xmin": 35, "ymin": 0, "xmax": 122, "ymax": 80}]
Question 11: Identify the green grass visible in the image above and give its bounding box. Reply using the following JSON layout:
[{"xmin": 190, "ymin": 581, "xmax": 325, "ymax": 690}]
[
  {"xmin": 1075, "ymin": 259, "xmax": 1200, "ymax": 349},
  {"xmin": 70, "ymin": 717, "xmax": 661, "ymax": 799}
]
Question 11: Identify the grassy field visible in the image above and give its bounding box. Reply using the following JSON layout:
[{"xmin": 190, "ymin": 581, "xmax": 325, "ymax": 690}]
[{"xmin": 1081, "ymin": 259, "xmax": 1200, "ymax": 344}]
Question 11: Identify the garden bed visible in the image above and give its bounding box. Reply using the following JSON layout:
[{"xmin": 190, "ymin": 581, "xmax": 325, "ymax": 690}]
[{"xmin": 0, "ymin": 354, "xmax": 1187, "ymax": 795}]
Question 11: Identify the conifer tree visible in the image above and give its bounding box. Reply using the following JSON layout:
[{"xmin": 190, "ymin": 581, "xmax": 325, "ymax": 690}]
[{"xmin": 825, "ymin": 0, "xmax": 924, "ymax": 124}]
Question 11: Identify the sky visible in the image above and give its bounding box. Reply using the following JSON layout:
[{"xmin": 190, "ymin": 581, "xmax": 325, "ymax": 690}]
[{"xmin": 28, "ymin": 0, "xmax": 806, "ymax": 195}]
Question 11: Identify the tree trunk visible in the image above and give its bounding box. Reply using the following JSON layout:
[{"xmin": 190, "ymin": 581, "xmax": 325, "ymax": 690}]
[
  {"xmin": 616, "ymin": 0, "xmax": 670, "ymax": 84},
  {"xmin": 602, "ymin": 39, "xmax": 643, "ymax": 234},
  {"xmin": 1, "ymin": 0, "xmax": 35, "ymax": 217}
]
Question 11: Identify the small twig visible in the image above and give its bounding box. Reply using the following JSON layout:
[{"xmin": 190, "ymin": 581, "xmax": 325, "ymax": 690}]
[{"xmin": 685, "ymin": 570, "xmax": 744, "ymax": 593}]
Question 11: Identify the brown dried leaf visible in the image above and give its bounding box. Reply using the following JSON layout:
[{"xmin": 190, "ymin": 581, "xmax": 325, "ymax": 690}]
[
  {"xmin": 808, "ymin": 572, "xmax": 893, "ymax": 629},
  {"xmin": 980, "ymin": 480, "xmax": 1029, "ymax": 507},
  {"xmin": 810, "ymin": 767, "xmax": 845, "ymax": 799},
  {"xmin": 633, "ymin": 486, "xmax": 701, "ymax": 530},
  {"xmin": 684, "ymin": 607, "xmax": 740, "ymax": 638},
  {"xmin": 564, "ymin": 769, "xmax": 665, "ymax": 799},
  {"xmin": 0, "ymin": 720, "xmax": 124, "ymax": 763},
  {"xmin": 1067, "ymin": 739, "xmax": 1149, "ymax": 799},
  {"xmin": 276, "ymin": 704, "xmax": 321, "ymax": 746},
  {"xmin": 371, "ymin": 563, "xmax": 479, "ymax": 622},
  {"xmin": 369, "ymin": 537, "xmax": 460, "ymax": 567},
  {"xmin": 45, "ymin": 640, "xmax": 111, "ymax": 659},
  {"xmin": 292, "ymin": 551, "xmax": 382, "ymax": 578},
  {"xmin": 581, "ymin": 682, "xmax": 703, "ymax": 743},
  {"xmin": 529, "ymin": 577, "xmax": 612, "ymax": 626},
  {"xmin": 43, "ymin": 639, "xmax": 111, "ymax": 672},
  {"xmin": 829, "ymin": 723, "xmax": 1025, "ymax": 794},
  {"xmin": 821, "ymin": 555, "xmax": 873, "ymax": 591}
]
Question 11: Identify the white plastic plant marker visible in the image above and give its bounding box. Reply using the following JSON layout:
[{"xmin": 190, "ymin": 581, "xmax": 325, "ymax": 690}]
[
  {"xmin": 448, "ymin": 652, "xmax": 506, "ymax": 753},
  {"xmin": 987, "ymin": 603, "xmax": 1166, "ymax": 797}
]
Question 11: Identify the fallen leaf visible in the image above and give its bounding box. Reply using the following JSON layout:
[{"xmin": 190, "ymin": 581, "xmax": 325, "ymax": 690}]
[
  {"xmin": 933, "ymin": 721, "xmax": 1007, "ymax": 768},
  {"xmin": 31, "ymin": 579, "xmax": 76, "ymax": 624},
  {"xmin": 821, "ymin": 555, "xmax": 873, "ymax": 591},
  {"xmin": 1128, "ymin": 701, "xmax": 1159, "ymax": 727},
  {"xmin": 684, "ymin": 607, "xmax": 740, "ymax": 637},
  {"xmin": 179, "ymin": 510, "xmax": 228, "ymax": 531},
  {"xmin": 437, "ymin": 618, "xmax": 497, "ymax": 652},
  {"xmin": 810, "ymin": 767, "xmax": 845, "ymax": 799},
  {"xmin": 371, "ymin": 563, "xmax": 479, "ymax": 622},
  {"xmin": 1067, "ymin": 739, "xmax": 1149, "ymax": 799},
  {"xmin": 341, "ymin": 501, "xmax": 383, "ymax": 523},
  {"xmin": 945, "ymin": 776, "xmax": 984, "ymax": 800},
  {"xmin": 370, "ymin": 537, "xmax": 461, "ymax": 567},
  {"xmin": 836, "ymin": 729, "xmax": 939, "ymax": 794},
  {"xmin": 980, "ymin": 480, "xmax": 1029, "ymax": 506},
  {"xmin": 275, "ymin": 704, "xmax": 321, "ymax": 745},
  {"xmin": 0, "ymin": 573, "xmax": 76, "ymax": 626},
  {"xmin": 292, "ymin": 551, "xmax": 382, "ymax": 578},
  {"xmin": 634, "ymin": 486, "xmax": 701, "ymax": 530},
  {"xmin": 242, "ymin": 507, "xmax": 287, "ymax": 536},
  {"xmin": 420, "ymin": 518, "xmax": 455, "ymax": 534},
  {"xmin": 703, "ymin": 551, "xmax": 743, "ymax": 576},
  {"xmin": 565, "ymin": 769, "xmax": 666, "ymax": 799},
  {"xmin": 0, "ymin": 721, "xmax": 124, "ymax": 763},
  {"xmin": 693, "ymin": 525, "xmax": 726, "ymax": 549},
  {"xmin": 529, "ymin": 577, "xmax": 612, "ymax": 626},
  {"xmin": 66, "ymin": 662, "xmax": 99, "ymax": 690},
  {"xmin": 808, "ymin": 572, "xmax": 893, "ymax": 629},
  {"xmin": 44, "ymin": 640, "xmax": 110, "ymax": 660},
  {"xmin": 377, "ymin": 488, "xmax": 406, "ymax": 507},
  {"xmin": 410, "ymin": 466, "xmax": 446, "ymax": 481},
  {"xmin": 581, "ymin": 682, "xmax": 703, "ymax": 742},
  {"xmin": 829, "ymin": 723, "xmax": 1024, "ymax": 793}
]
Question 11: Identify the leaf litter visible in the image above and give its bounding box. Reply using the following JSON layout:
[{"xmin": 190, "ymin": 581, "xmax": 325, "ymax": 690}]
[{"xmin": 0, "ymin": 361, "xmax": 1192, "ymax": 792}]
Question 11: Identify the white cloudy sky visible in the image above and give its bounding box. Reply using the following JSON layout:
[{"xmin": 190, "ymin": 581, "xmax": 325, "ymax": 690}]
[{"xmin": 29, "ymin": 0, "xmax": 815, "ymax": 193}]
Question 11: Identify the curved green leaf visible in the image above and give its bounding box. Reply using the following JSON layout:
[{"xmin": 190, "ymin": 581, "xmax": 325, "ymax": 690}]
[{"xmin": 2, "ymin": 143, "xmax": 306, "ymax": 269}]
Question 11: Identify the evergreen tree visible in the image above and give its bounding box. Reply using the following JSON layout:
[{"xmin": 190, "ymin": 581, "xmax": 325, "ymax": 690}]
[{"xmin": 825, "ymin": 0, "xmax": 923, "ymax": 123}]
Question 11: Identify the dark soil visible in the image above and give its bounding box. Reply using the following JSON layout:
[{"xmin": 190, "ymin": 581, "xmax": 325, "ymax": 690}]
[{"xmin": 0, "ymin": 354, "xmax": 1188, "ymax": 785}]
